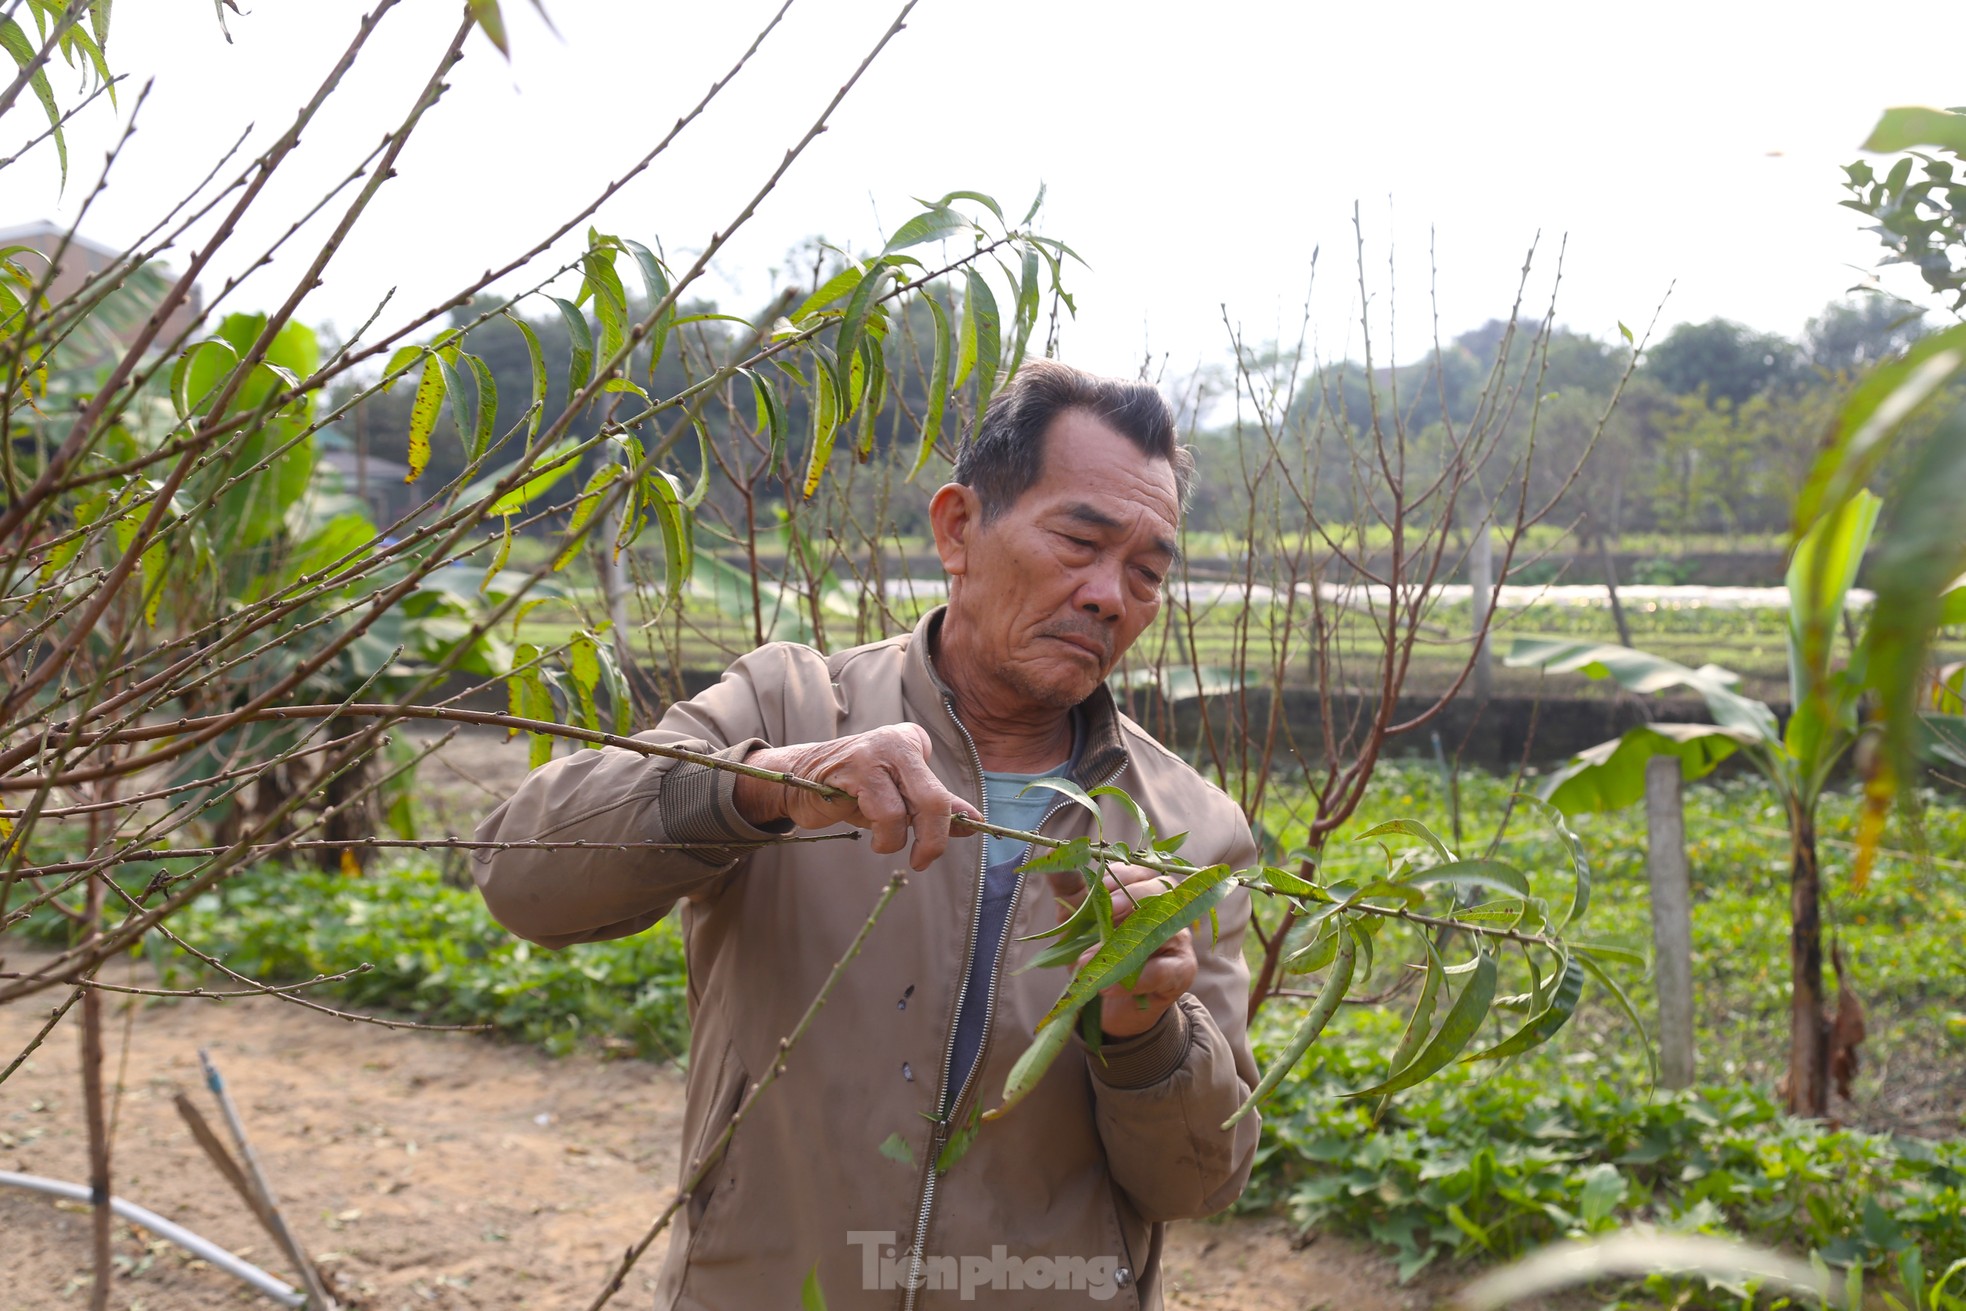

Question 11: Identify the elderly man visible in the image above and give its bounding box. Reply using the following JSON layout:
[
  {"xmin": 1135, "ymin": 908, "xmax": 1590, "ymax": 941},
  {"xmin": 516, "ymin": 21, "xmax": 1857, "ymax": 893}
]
[{"xmin": 473, "ymin": 361, "xmax": 1259, "ymax": 1309}]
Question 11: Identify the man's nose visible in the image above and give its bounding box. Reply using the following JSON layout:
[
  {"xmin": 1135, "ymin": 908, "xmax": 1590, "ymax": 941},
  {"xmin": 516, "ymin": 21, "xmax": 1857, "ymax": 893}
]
[{"xmin": 1076, "ymin": 563, "xmax": 1125, "ymax": 622}]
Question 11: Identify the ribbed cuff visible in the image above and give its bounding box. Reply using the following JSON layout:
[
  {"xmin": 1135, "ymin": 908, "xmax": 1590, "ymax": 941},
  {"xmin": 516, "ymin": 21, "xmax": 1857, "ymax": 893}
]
[
  {"xmin": 656, "ymin": 738, "xmax": 795, "ymax": 867},
  {"xmin": 1086, "ymin": 998, "xmax": 1193, "ymax": 1090}
]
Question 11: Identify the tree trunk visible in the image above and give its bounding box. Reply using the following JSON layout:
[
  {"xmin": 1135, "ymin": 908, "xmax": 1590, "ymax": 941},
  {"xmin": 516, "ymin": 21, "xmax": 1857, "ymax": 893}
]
[
  {"xmin": 1787, "ymin": 805, "xmax": 1830, "ymax": 1117},
  {"xmin": 1469, "ymin": 522, "xmax": 1494, "ymax": 702},
  {"xmin": 1593, "ymin": 528, "xmax": 1633, "ymax": 648},
  {"xmin": 314, "ymin": 716, "xmax": 371, "ymax": 873}
]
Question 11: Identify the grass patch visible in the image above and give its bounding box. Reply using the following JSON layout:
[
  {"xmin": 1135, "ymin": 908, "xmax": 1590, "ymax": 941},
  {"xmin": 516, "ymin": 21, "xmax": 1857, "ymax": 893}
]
[{"xmin": 20, "ymin": 863, "xmax": 693, "ymax": 1063}]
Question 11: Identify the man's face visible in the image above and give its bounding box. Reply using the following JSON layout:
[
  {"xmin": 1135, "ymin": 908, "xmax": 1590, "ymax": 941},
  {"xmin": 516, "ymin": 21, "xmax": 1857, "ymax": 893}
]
[{"xmin": 934, "ymin": 409, "xmax": 1181, "ymax": 710}]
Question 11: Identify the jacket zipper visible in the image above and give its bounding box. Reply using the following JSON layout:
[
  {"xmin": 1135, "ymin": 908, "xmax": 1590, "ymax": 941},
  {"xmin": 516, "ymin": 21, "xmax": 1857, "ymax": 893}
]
[
  {"xmin": 900, "ymin": 697, "xmax": 990, "ymax": 1311},
  {"xmin": 901, "ymin": 700, "xmax": 1123, "ymax": 1309}
]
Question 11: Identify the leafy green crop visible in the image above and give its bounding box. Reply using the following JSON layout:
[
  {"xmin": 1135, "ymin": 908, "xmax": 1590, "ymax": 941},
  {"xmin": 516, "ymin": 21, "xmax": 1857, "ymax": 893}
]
[
  {"xmin": 1246, "ymin": 762, "xmax": 1966, "ymax": 1303},
  {"xmin": 1250, "ymin": 1019, "xmax": 1966, "ymax": 1295}
]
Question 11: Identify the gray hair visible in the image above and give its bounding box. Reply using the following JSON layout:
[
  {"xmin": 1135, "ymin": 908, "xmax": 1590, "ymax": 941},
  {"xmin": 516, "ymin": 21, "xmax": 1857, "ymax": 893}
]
[{"xmin": 951, "ymin": 360, "xmax": 1193, "ymax": 520}]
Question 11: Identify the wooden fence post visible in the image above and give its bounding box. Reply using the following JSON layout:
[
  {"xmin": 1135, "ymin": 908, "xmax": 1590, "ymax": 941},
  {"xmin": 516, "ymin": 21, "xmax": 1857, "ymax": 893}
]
[
  {"xmin": 1645, "ymin": 755, "xmax": 1696, "ymax": 1089},
  {"xmin": 1470, "ymin": 522, "xmax": 1494, "ymax": 702}
]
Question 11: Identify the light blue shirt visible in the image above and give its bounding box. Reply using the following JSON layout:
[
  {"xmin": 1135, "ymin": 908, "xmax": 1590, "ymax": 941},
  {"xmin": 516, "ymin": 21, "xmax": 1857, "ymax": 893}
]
[{"xmin": 943, "ymin": 716, "xmax": 1083, "ymax": 1112}]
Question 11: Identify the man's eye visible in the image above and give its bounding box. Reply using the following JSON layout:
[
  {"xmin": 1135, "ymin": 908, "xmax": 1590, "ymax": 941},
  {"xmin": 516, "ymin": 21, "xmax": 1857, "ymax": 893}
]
[{"xmin": 1061, "ymin": 535, "xmax": 1096, "ymax": 551}]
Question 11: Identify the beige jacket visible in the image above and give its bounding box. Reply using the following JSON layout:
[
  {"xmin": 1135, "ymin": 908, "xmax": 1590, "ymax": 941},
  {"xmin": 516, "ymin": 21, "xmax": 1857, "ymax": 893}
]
[{"xmin": 472, "ymin": 608, "xmax": 1260, "ymax": 1309}]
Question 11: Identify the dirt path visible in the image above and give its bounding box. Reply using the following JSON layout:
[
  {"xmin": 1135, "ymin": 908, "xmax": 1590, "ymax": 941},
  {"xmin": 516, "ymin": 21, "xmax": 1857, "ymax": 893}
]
[{"xmin": 1, "ymin": 955, "xmax": 1438, "ymax": 1310}]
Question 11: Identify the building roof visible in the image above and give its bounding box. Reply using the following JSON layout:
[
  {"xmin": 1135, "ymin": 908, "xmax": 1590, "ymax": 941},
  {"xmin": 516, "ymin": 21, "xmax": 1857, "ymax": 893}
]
[{"xmin": 0, "ymin": 220, "xmax": 120, "ymax": 260}]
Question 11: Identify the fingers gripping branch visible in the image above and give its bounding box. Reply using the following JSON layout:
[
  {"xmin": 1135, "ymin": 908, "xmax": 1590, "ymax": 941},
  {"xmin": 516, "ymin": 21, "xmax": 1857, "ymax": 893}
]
[{"xmin": 734, "ymin": 724, "xmax": 980, "ymax": 872}]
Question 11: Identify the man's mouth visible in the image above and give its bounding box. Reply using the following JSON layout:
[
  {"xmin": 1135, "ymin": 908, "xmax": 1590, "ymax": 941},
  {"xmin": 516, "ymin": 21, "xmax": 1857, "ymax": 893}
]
[{"xmin": 1047, "ymin": 633, "xmax": 1108, "ymax": 662}]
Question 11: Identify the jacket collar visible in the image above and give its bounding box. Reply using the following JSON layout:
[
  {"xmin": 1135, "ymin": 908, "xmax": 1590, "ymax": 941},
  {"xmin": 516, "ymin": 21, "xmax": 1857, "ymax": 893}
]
[{"xmin": 903, "ymin": 605, "xmax": 1129, "ymax": 790}]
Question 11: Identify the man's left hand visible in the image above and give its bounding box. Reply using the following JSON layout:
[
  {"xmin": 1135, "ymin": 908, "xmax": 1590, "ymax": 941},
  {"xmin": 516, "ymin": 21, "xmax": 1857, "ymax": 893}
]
[{"xmin": 1052, "ymin": 864, "xmax": 1196, "ymax": 1040}]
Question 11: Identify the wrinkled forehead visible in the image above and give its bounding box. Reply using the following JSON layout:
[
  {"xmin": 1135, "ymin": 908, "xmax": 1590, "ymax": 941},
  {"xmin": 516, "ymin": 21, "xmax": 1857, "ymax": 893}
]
[{"xmin": 1026, "ymin": 411, "xmax": 1183, "ymax": 539}]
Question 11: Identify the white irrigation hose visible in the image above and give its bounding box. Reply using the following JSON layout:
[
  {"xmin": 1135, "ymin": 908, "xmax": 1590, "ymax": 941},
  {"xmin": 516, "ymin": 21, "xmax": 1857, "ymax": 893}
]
[{"xmin": 0, "ymin": 1170, "xmax": 306, "ymax": 1307}]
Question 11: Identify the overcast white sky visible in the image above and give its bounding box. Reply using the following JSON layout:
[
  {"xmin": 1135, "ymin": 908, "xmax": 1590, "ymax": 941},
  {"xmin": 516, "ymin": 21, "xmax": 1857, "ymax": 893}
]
[{"xmin": 3, "ymin": 1, "xmax": 1954, "ymax": 377}]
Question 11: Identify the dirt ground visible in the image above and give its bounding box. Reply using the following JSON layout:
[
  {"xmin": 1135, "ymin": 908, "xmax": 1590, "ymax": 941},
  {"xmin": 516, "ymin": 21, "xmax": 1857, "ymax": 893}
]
[{"xmin": 0, "ymin": 951, "xmax": 1456, "ymax": 1311}]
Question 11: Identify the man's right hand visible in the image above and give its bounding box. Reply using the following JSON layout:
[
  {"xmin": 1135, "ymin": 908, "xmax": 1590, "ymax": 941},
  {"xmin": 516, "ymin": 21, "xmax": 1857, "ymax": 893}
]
[{"xmin": 733, "ymin": 724, "xmax": 981, "ymax": 872}]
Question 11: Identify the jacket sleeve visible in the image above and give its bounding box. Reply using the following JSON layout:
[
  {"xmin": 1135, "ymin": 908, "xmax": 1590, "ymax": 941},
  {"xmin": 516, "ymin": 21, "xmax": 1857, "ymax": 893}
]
[
  {"xmin": 1079, "ymin": 824, "xmax": 1261, "ymax": 1222},
  {"xmin": 470, "ymin": 645, "xmax": 817, "ymax": 949}
]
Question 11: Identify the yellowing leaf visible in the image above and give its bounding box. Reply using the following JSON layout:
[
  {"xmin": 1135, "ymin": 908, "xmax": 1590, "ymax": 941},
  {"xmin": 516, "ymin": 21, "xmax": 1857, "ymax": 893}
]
[{"xmin": 405, "ymin": 356, "xmax": 445, "ymax": 484}]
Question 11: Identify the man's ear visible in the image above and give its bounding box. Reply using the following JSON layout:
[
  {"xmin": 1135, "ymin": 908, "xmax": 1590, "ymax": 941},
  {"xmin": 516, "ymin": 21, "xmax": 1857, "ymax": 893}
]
[{"xmin": 928, "ymin": 483, "xmax": 982, "ymax": 577}]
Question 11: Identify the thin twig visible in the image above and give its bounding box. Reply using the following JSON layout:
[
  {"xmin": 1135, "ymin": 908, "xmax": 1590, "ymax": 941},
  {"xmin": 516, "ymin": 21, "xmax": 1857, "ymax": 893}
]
[
  {"xmin": 585, "ymin": 871, "xmax": 909, "ymax": 1311},
  {"xmin": 0, "ymin": 964, "xmax": 374, "ymax": 999},
  {"xmin": 0, "ymin": 986, "xmax": 83, "ymax": 1086}
]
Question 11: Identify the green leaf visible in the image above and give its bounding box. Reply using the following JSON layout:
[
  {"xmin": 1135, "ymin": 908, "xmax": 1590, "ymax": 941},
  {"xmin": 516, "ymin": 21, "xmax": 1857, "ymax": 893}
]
[
  {"xmin": 169, "ymin": 338, "xmax": 238, "ymax": 419},
  {"xmin": 508, "ymin": 648, "xmax": 558, "ymax": 768},
  {"xmin": 739, "ymin": 367, "xmax": 785, "ymax": 464},
  {"xmin": 1018, "ymin": 184, "xmax": 1045, "ymax": 227},
  {"xmin": 597, "ymin": 638, "xmax": 635, "ymax": 736},
  {"xmin": 1282, "ymin": 919, "xmax": 1338, "ymax": 974},
  {"xmin": 381, "ymin": 344, "xmax": 423, "ymax": 393},
  {"xmin": 963, "ymin": 267, "xmax": 1001, "ymax": 402},
  {"xmin": 645, "ymin": 468, "xmax": 692, "ymax": 598},
  {"xmin": 884, "ymin": 204, "xmax": 970, "ymax": 254},
  {"xmin": 1523, "ymin": 797, "xmax": 1591, "ymax": 929},
  {"xmin": 935, "ymin": 189, "xmax": 1005, "ymax": 227},
  {"xmin": 800, "ymin": 1262, "xmax": 828, "ymax": 1311},
  {"xmin": 1371, "ymin": 935, "xmax": 1446, "ymax": 1118},
  {"xmin": 910, "ymin": 294, "xmax": 953, "ymax": 480},
  {"xmin": 480, "ymin": 517, "xmax": 513, "ymax": 594},
  {"xmin": 1015, "ymin": 834, "xmax": 1095, "ymax": 881},
  {"xmin": 463, "ymin": 352, "xmax": 498, "ymax": 463},
  {"xmin": 1537, "ymin": 722, "xmax": 1755, "ymax": 815},
  {"xmin": 852, "ymin": 336, "xmax": 886, "ymax": 456},
  {"xmin": 1792, "ymin": 321, "xmax": 1966, "ymax": 546},
  {"xmin": 1578, "ymin": 1163, "xmax": 1626, "ymax": 1230},
  {"xmin": 619, "ymin": 238, "xmax": 675, "ymax": 372},
  {"xmin": 876, "ymin": 1132, "xmax": 913, "ymax": 1167},
  {"xmin": 1862, "ymin": 409, "xmax": 1966, "ymax": 858},
  {"xmin": 1862, "ymin": 105, "xmax": 1966, "ymax": 154},
  {"xmin": 1399, "ymin": 859, "xmax": 1530, "ymax": 900},
  {"xmin": 1021, "ymin": 927, "xmax": 1101, "ymax": 973},
  {"xmin": 567, "ymin": 630, "xmax": 601, "ymax": 732},
  {"xmin": 1018, "ymin": 775, "xmax": 1099, "ymax": 822},
  {"xmin": 580, "ymin": 234, "xmax": 628, "ymax": 369},
  {"xmin": 1463, "ymin": 954, "xmax": 1584, "ymax": 1063},
  {"xmin": 1034, "ymin": 863, "xmax": 1233, "ymax": 1031},
  {"xmin": 1224, "ymin": 927, "xmax": 1357, "ymax": 1127},
  {"xmin": 503, "ymin": 311, "xmax": 548, "ymax": 442},
  {"xmin": 1, "ymin": 18, "xmax": 67, "ymax": 183},
  {"xmin": 1355, "ymin": 818, "xmax": 1454, "ymax": 863},
  {"xmin": 434, "ymin": 352, "xmax": 475, "ymax": 458},
  {"xmin": 465, "ymin": 0, "xmax": 508, "ymax": 54},
  {"xmin": 1004, "ymin": 244, "xmax": 1041, "ymax": 379},
  {"xmin": 476, "ymin": 439, "xmax": 580, "ymax": 515},
  {"xmin": 553, "ymin": 464, "xmax": 623, "ymax": 570},
  {"xmin": 1576, "ymin": 952, "xmax": 1654, "ymax": 1083},
  {"xmin": 1086, "ymin": 783, "xmax": 1154, "ymax": 841},
  {"xmin": 954, "ymin": 270, "xmax": 980, "ymax": 389},
  {"xmin": 1785, "ymin": 489, "xmax": 1881, "ymax": 771},
  {"xmin": 551, "ymin": 296, "xmax": 594, "ymax": 407},
  {"xmin": 1261, "ymin": 864, "xmax": 1321, "ymax": 898},
  {"xmin": 136, "ymin": 532, "xmax": 169, "ymax": 626},
  {"xmin": 793, "ymin": 262, "xmax": 864, "ymax": 322},
  {"xmin": 1345, "ymin": 951, "xmax": 1498, "ymax": 1097},
  {"xmin": 1507, "ymin": 637, "xmax": 1779, "ymax": 747},
  {"xmin": 984, "ymin": 1004, "xmax": 1080, "ymax": 1122}
]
